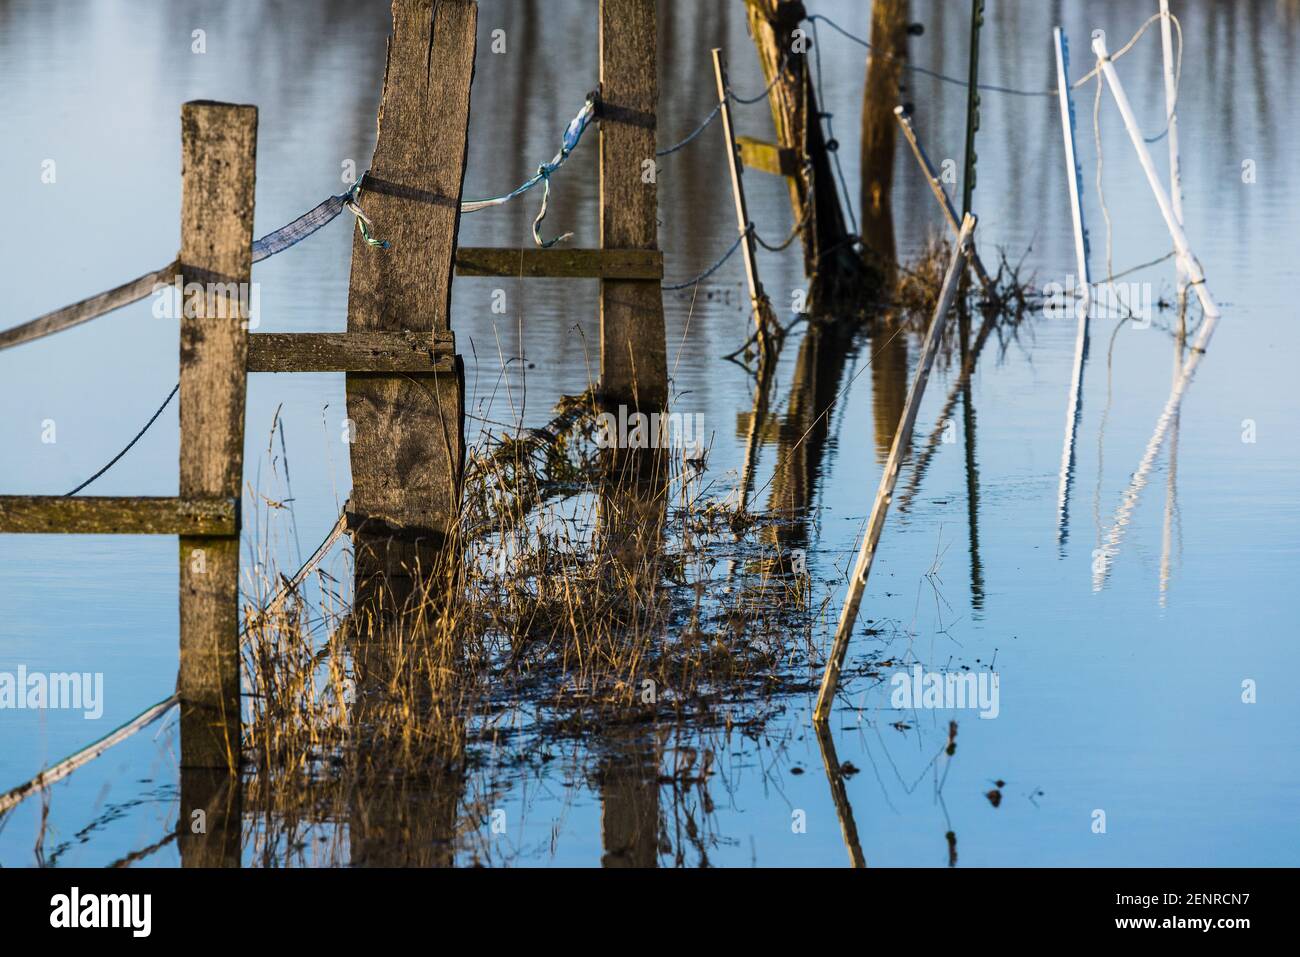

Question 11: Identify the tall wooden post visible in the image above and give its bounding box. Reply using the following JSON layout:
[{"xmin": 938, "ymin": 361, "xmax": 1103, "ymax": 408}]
[
  {"xmin": 178, "ymin": 101, "xmax": 256, "ymax": 773},
  {"xmin": 960, "ymin": 0, "xmax": 983, "ymax": 218},
  {"xmin": 712, "ymin": 48, "xmax": 776, "ymax": 362},
  {"xmin": 599, "ymin": 0, "xmax": 668, "ymax": 414},
  {"xmin": 745, "ymin": 0, "xmax": 872, "ymax": 310},
  {"xmin": 345, "ymin": 0, "xmax": 475, "ymax": 611}
]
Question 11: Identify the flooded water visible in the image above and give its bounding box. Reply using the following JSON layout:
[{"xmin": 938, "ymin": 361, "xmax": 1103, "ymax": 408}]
[{"xmin": 2, "ymin": 0, "xmax": 1297, "ymax": 867}]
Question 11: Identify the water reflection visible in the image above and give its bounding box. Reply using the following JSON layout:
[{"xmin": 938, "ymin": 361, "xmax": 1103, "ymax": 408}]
[{"xmin": 766, "ymin": 319, "xmax": 867, "ymax": 548}]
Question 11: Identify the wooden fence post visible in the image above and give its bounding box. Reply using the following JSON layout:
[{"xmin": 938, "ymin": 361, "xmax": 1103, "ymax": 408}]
[
  {"xmin": 960, "ymin": 0, "xmax": 984, "ymax": 218},
  {"xmin": 178, "ymin": 100, "xmax": 256, "ymax": 772},
  {"xmin": 745, "ymin": 0, "xmax": 870, "ymax": 308},
  {"xmin": 345, "ymin": 0, "xmax": 476, "ymax": 612},
  {"xmin": 712, "ymin": 48, "xmax": 776, "ymax": 362},
  {"xmin": 599, "ymin": 0, "xmax": 668, "ymax": 414}
]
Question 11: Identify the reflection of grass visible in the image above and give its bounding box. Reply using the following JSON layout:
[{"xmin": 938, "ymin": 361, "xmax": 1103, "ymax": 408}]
[{"xmin": 238, "ymin": 400, "xmax": 820, "ymax": 865}]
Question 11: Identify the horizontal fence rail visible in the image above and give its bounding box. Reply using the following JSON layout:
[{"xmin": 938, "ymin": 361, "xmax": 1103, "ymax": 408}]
[{"xmin": 0, "ymin": 496, "xmax": 237, "ymax": 535}]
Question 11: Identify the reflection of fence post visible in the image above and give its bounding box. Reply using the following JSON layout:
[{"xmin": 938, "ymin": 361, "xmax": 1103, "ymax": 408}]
[
  {"xmin": 712, "ymin": 48, "xmax": 776, "ymax": 362},
  {"xmin": 814, "ymin": 215, "xmax": 976, "ymax": 723},
  {"xmin": 1092, "ymin": 35, "xmax": 1218, "ymax": 321},
  {"xmin": 178, "ymin": 101, "xmax": 256, "ymax": 774}
]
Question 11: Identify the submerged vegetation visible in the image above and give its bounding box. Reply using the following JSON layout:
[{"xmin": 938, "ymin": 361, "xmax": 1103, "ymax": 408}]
[{"xmin": 235, "ymin": 242, "xmax": 1032, "ymax": 864}]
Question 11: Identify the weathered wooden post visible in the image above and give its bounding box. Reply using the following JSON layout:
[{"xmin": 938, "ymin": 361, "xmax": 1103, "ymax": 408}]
[
  {"xmin": 712, "ymin": 48, "xmax": 777, "ymax": 362},
  {"xmin": 599, "ymin": 0, "xmax": 668, "ymax": 415},
  {"xmin": 177, "ymin": 100, "xmax": 255, "ymax": 868},
  {"xmin": 345, "ymin": 0, "xmax": 475, "ymax": 615},
  {"xmin": 960, "ymin": 0, "xmax": 984, "ymax": 219},
  {"xmin": 745, "ymin": 0, "xmax": 873, "ymax": 309},
  {"xmin": 178, "ymin": 101, "xmax": 256, "ymax": 775}
]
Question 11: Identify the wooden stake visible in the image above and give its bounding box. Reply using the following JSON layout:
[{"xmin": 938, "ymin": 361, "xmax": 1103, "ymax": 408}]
[
  {"xmin": 892, "ymin": 107, "xmax": 994, "ymax": 296},
  {"xmin": 814, "ymin": 215, "xmax": 975, "ymax": 723},
  {"xmin": 1052, "ymin": 26, "xmax": 1091, "ymax": 546},
  {"xmin": 712, "ymin": 48, "xmax": 775, "ymax": 361},
  {"xmin": 1052, "ymin": 28, "xmax": 1091, "ymax": 305},
  {"xmin": 177, "ymin": 100, "xmax": 256, "ymax": 771},
  {"xmin": 960, "ymin": 0, "xmax": 985, "ymax": 218},
  {"xmin": 599, "ymin": 0, "xmax": 667, "ymax": 413},
  {"xmin": 1092, "ymin": 34, "xmax": 1218, "ymax": 320}
]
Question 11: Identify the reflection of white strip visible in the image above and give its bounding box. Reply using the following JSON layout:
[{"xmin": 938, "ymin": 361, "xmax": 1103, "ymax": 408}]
[
  {"xmin": 1093, "ymin": 311, "xmax": 1216, "ymax": 591},
  {"xmin": 0, "ymin": 694, "xmax": 179, "ymax": 816},
  {"xmin": 1158, "ymin": 371, "xmax": 1182, "ymax": 604},
  {"xmin": 1053, "ymin": 27, "xmax": 1092, "ymax": 546},
  {"xmin": 1092, "ymin": 34, "xmax": 1218, "ymax": 320}
]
